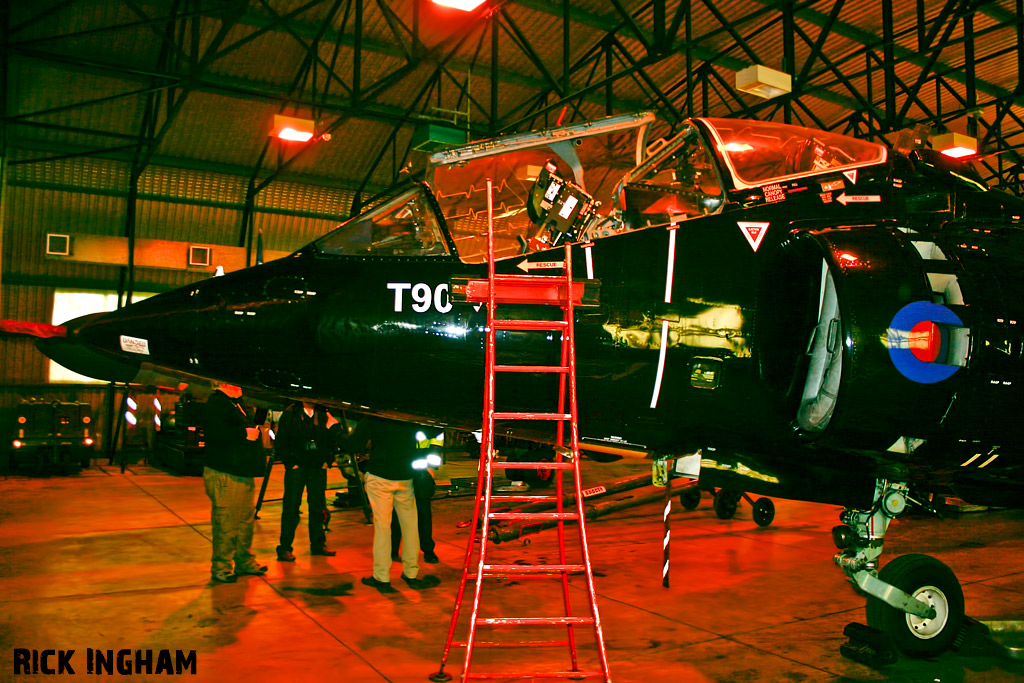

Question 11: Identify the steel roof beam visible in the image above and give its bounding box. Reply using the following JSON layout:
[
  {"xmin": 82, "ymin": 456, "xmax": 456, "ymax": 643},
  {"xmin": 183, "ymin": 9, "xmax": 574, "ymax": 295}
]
[
  {"xmin": 895, "ymin": 0, "xmax": 969, "ymax": 124},
  {"xmin": 6, "ymin": 135, "xmax": 381, "ymax": 192},
  {"xmin": 7, "ymin": 4, "xmax": 222, "ymax": 50},
  {"xmin": 769, "ymin": 0, "xmax": 1013, "ymax": 104},
  {"xmin": 608, "ymin": 0, "xmax": 652, "ymax": 53},
  {"xmin": 8, "ymin": 48, "xmax": 429, "ymax": 131},
  {"xmin": 229, "ymin": 4, "xmax": 579, "ymax": 98},
  {"xmin": 537, "ymin": 0, "xmax": 872, "ymax": 122}
]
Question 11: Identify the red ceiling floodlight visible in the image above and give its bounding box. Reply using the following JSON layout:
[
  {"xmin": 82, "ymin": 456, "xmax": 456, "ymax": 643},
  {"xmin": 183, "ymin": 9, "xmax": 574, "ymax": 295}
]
[
  {"xmin": 432, "ymin": 0, "xmax": 487, "ymax": 10},
  {"xmin": 932, "ymin": 131, "xmax": 978, "ymax": 159},
  {"xmin": 272, "ymin": 114, "xmax": 315, "ymax": 142}
]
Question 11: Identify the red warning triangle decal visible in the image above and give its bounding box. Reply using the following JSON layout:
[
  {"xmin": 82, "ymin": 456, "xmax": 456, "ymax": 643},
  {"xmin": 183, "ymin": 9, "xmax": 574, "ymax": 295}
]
[
  {"xmin": 842, "ymin": 169, "xmax": 858, "ymax": 184},
  {"xmin": 737, "ymin": 221, "xmax": 770, "ymax": 252}
]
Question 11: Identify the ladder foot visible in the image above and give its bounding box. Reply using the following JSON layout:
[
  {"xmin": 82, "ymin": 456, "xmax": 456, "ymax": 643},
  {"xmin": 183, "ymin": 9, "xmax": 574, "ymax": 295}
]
[{"xmin": 429, "ymin": 671, "xmax": 453, "ymax": 682}]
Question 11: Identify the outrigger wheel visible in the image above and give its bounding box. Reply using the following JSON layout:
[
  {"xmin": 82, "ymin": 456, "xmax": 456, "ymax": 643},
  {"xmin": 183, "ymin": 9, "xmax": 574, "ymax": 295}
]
[
  {"xmin": 866, "ymin": 553, "xmax": 965, "ymax": 657},
  {"xmin": 713, "ymin": 488, "xmax": 742, "ymax": 519},
  {"xmin": 679, "ymin": 486, "xmax": 702, "ymax": 510},
  {"xmin": 752, "ymin": 497, "xmax": 775, "ymax": 527}
]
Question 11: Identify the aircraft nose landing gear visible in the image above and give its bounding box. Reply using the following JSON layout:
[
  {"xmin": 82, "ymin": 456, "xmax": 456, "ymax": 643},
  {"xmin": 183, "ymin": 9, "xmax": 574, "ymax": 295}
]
[
  {"xmin": 834, "ymin": 479, "xmax": 966, "ymax": 659},
  {"xmin": 865, "ymin": 553, "xmax": 964, "ymax": 657}
]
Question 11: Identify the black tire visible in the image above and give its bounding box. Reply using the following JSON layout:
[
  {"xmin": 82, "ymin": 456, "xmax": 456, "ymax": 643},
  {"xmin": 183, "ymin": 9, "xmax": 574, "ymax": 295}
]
[
  {"xmin": 752, "ymin": 498, "xmax": 775, "ymax": 527},
  {"xmin": 865, "ymin": 554, "xmax": 965, "ymax": 658},
  {"xmin": 713, "ymin": 489, "xmax": 741, "ymax": 520},
  {"xmin": 680, "ymin": 486, "xmax": 702, "ymax": 510}
]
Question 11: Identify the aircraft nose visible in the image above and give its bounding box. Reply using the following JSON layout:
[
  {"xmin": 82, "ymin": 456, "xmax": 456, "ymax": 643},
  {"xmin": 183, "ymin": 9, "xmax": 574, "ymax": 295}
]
[
  {"xmin": 37, "ymin": 312, "xmax": 143, "ymax": 383},
  {"xmin": 38, "ymin": 289, "xmax": 201, "ymax": 383}
]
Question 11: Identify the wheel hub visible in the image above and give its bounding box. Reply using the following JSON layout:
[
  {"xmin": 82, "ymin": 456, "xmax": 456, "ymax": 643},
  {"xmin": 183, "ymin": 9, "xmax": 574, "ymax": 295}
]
[{"xmin": 905, "ymin": 585, "xmax": 949, "ymax": 639}]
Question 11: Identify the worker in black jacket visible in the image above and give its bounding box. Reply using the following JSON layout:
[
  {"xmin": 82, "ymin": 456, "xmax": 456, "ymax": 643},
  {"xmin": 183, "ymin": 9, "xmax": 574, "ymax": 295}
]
[
  {"xmin": 391, "ymin": 431, "xmax": 440, "ymax": 564},
  {"xmin": 275, "ymin": 401, "xmax": 344, "ymax": 561},
  {"xmin": 202, "ymin": 381, "xmax": 268, "ymax": 583},
  {"xmin": 344, "ymin": 416, "xmax": 437, "ymax": 591}
]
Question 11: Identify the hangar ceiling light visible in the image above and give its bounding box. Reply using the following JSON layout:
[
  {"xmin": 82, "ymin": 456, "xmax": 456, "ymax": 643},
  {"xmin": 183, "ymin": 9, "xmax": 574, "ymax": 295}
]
[
  {"xmin": 932, "ymin": 131, "xmax": 978, "ymax": 158},
  {"xmin": 272, "ymin": 114, "xmax": 315, "ymax": 142},
  {"xmin": 432, "ymin": 0, "xmax": 487, "ymax": 10},
  {"xmin": 735, "ymin": 65, "xmax": 792, "ymax": 100}
]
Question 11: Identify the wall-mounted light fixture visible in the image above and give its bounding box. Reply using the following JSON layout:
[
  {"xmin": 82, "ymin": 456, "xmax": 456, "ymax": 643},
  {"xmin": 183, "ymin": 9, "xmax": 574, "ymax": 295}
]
[
  {"xmin": 736, "ymin": 65, "xmax": 792, "ymax": 100},
  {"xmin": 432, "ymin": 0, "xmax": 486, "ymax": 10},
  {"xmin": 932, "ymin": 131, "xmax": 978, "ymax": 158},
  {"xmin": 271, "ymin": 114, "xmax": 316, "ymax": 142}
]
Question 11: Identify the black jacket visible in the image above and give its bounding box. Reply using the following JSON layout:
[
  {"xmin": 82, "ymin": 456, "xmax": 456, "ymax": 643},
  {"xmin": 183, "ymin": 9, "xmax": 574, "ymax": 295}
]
[
  {"xmin": 274, "ymin": 403, "xmax": 343, "ymax": 469},
  {"xmin": 343, "ymin": 417, "xmax": 423, "ymax": 481},
  {"xmin": 203, "ymin": 390, "xmax": 266, "ymax": 478}
]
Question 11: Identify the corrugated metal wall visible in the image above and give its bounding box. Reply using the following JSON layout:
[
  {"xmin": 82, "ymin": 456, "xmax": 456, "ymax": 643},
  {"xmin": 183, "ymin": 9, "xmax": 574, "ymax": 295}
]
[
  {"xmin": 0, "ymin": 283, "xmax": 51, "ymax": 385},
  {"xmin": 1, "ymin": 150, "xmax": 355, "ymax": 457}
]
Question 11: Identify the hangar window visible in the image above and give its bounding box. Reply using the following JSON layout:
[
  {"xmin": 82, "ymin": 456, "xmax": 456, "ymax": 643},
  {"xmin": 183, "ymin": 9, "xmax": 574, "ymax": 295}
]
[
  {"xmin": 49, "ymin": 289, "xmax": 153, "ymax": 383},
  {"xmin": 315, "ymin": 187, "xmax": 449, "ymax": 257}
]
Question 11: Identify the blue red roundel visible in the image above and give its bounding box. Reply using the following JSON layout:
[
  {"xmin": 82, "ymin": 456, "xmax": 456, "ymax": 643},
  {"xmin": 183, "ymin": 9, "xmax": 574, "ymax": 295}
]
[{"xmin": 887, "ymin": 301, "xmax": 963, "ymax": 383}]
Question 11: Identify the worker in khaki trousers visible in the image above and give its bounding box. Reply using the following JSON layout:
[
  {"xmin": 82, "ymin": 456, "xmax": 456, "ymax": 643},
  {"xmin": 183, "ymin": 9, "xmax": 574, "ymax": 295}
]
[{"xmin": 343, "ymin": 416, "xmax": 435, "ymax": 591}]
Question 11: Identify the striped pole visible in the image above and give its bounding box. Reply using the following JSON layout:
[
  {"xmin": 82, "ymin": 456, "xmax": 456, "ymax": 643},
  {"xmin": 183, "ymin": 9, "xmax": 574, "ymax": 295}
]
[{"xmin": 662, "ymin": 479, "xmax": 671, "ymax": 588}]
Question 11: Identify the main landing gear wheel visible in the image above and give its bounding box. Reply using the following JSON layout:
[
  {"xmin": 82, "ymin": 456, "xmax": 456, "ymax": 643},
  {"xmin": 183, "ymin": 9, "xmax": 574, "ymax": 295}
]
[
  {"xmin": 713, "ymin": 489, "xmax": 742, "ymax": 520},
  {"xmin": 680, "ymin": 486, "xmax": 702, "ymax": 510},
  {"xmin": 752, "ymin": 497, "xmax": 775, "ymax": 527},
  {"xmin": 865, "ymin": 553, "xmax": 965, "ymax": 658}
]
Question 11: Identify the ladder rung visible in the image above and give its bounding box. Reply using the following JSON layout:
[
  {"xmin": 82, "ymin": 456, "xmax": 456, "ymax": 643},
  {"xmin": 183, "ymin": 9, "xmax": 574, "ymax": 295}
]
[
  {"xmin": 491, "ymin": 461, "xmax": 573, "ymax": 470},
  {"xmin": 493, "ymin": 319, "xmax": 569, "ymax": 331},
  {"xmin": 488, "ymin": 512, "xmax": 578, "ymax": 521},
  {"xmin": 483, "ymin": 564, "xmax": 585, "ymax": 574},
  {"xmin": 494, "ymin": 364, "xmax": 569, "ymax": 373},
  {"xmin": 465, "ymin": 672, "xmax": 605, "ymax": 680},
  {"xmin": 476, "ymin": 617, "xmax": 596, "ymax": 626},
  {"xmin": 453, "ymin": 640, "xmax": 572, "ymax": 648},
  {"xmin": 493, "ymin": 412, "xmax": 571, "ymax": 421},
  {"xmin": 468, "ymin": 573, "xmax": 573, "ymax": 582},
  {"xmin": 489, "ymin": 495, "xmax": 562, "ymax": 502}
]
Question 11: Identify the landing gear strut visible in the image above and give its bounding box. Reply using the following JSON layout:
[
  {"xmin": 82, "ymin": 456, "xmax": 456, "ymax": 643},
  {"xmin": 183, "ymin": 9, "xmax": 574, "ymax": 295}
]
[{"xmin": 833, "ymin": 479, "xmax": 965, "ymax": 658}]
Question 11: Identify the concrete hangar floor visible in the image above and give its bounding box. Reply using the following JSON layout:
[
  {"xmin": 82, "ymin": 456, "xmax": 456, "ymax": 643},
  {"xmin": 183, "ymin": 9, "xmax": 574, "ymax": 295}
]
[{"xmin": 2, "ymin": 456, "xmax": 1023, "ymax": 683}]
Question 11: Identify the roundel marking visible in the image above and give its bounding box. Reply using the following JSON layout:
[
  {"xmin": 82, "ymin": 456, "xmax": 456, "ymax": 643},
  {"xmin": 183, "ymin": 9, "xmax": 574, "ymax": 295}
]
[
  {"xmin": 909, "ymin": 320, "xmax": 941, "ymax": 363},
  {"xmin": 887, "ymin": 301, "xmax": 963, "ymax": 383}
]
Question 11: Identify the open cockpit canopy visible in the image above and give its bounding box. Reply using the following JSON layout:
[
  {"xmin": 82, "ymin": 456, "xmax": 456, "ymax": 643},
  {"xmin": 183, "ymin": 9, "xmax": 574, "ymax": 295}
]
[
  {"xmin": 428, "ymin": 112, "xmax": 655, "ymax": 263},
  {"xmin": 312, "ymin": 114, "xmax": 893, "ymax": 263}
]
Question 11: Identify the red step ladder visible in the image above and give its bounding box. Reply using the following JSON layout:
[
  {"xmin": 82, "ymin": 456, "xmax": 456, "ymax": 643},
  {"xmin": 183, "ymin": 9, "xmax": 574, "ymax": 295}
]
[{"xmin": 432, "ymin": 180, "xmax": 611, "ymax": 682}]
